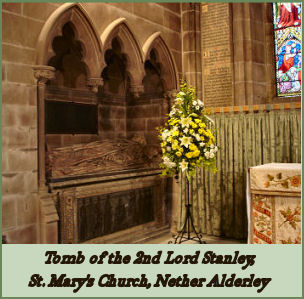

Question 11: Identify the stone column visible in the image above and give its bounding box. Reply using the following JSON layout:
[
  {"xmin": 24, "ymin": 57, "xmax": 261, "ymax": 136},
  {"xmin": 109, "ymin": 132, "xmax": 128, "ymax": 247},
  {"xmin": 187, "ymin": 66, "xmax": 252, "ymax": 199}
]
[
  {"xmin": 232, "ymin": 3, "xmax": 269, "ymax": 105},
  {"xmin": 181, "ymin": 3, "xmax": 202, "ymax": 99},
  {"xmin": 33, "ymin": 66, "xmax": 59, "ymax": 244},
  {"xmin": 33, "ymin": 65, "xmax": 55, "ymax": 188}
]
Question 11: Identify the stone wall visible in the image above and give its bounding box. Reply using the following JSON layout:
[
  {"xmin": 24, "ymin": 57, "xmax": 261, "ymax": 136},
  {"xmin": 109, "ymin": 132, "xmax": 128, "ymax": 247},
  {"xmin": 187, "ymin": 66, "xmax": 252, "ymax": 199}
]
[
  {"xmin": 2, "ymin": 2, "xmax": 182, "ymax": 243},
  {"xmin": 2, "ymin": 3, "xmax": 62, "ymax": 243}
]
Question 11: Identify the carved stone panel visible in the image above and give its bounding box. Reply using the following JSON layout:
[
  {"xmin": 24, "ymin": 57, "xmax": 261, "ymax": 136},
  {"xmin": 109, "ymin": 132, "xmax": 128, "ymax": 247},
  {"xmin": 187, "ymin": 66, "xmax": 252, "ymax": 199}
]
[
  {"xmin": 59, "ymin": 189, "xmax": 77, "ymax": 243},
  {"xmin": 77, "ymin": 186, "xmax": 155, "ymax": 243},
  {"xmin": 47, "ymin": 137, "xmax": 161, "ymax": 179}
]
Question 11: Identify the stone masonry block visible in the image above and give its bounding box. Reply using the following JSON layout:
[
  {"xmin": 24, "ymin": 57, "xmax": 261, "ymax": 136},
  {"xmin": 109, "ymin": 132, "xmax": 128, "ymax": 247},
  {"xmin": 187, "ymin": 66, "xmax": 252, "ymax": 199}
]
[
  {"xmin": 2, "ymin": 44, "xmax": 36, "ymax": 65},
  {"xmin": 2, "ymin": 196, "xmax": 17, "ymax": 229},
  {"xmin": 2, "ymin": 172, "xmax": 26, "ymax": 195},
  {"xmin": 146, "ymin": 118, "xmax": 161, "ymax": 131},
  {"xmin": 2, "ymin": 82, "xmax": 36, "ymax": 106},
  {"xmin": 252, "ymin": 42, "xmax": 265, "ymax": 64},
  {"xmin": 5, "ymin": 224, "xmax": 38, "ymax": 244},
  {"xmin": 166, "ymin": 31, "xmax": 182, "ymax": 52},
  {"xmin": 249, "ymin": 3, "xmax": 264, "ymax": 22},
  {"xmin": 2, "ymin": 127, "xmax": 37, "ymax": 149},
  {"xmin": 24, "ymin": 171, "xmax": 38, "ymax": 193},
  {"xmin": 133, "ymin": 3, "xmax": 164, "ymax": 26},
  {"xmin": 2, "ymin": 12, "xmax": 43, "ymax": 49},
  {"xmin": 108, "ymin": 3, "xmax": 134, "ymax": 13},
  {"xmin": 3, "ymin": 104, "xmax": 37, "ymax": 128},
  {"xmin": 127, "ymin": 118, "xmax": 146, "ymax": 131},
  {"xmin": 5, "ymin": 149, "xmax": 37, "ymax": 172},
  {"xmin": 253, "ymin": 64, "xmax": 266, "ymax": 83},
  {"xmin": 6, "ymin": 63, "xmax": 35, "ymax": 85},
  {"xmin": 22, "ymin": 3, "xmax": 57, "ymax": 21},
  {"xmin": 164, "ymin": 10, "xmax": 181, "ymax": 32},
  {"xmin": 17, "ymin": 193, "xmax": 38, "ymax": 226},
  {"xmin": 158, "ymin": 3, "xmax": 181, "ymax": 14}
]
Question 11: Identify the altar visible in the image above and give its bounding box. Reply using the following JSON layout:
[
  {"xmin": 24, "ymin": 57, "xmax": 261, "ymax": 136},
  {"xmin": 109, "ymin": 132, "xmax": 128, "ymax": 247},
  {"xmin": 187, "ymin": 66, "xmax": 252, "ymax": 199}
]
[{"xmin": 248, "ymin": 163, "xmax": 301, "ymax": 244}]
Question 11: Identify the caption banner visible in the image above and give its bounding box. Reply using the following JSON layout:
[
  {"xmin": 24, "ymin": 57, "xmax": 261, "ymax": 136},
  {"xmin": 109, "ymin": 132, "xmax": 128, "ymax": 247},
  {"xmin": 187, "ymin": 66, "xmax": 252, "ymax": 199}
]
[{"xmin": 2, "ymin": 244, "xmax": 302, "ymax": 297}]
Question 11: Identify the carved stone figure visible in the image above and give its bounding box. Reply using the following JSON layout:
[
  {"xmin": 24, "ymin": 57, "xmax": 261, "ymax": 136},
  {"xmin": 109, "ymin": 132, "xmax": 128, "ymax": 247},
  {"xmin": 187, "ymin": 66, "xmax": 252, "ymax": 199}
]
[{"xmin": 46, "ymin": 135, "xmax": 161, "ymax": 179}]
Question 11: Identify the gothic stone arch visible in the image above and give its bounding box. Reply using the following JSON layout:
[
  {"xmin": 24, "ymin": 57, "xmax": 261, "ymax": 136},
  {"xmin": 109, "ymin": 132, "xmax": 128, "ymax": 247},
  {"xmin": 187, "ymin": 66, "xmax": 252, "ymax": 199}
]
[{"xmin": 101, "ymin": 18, "xmax": 145, "ymax": 97}]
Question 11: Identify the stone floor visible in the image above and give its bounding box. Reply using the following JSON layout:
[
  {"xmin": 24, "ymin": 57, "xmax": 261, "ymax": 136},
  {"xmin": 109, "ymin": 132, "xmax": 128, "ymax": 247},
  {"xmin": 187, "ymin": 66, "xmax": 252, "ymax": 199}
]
[{"xmin": 141, "ymin": 230, "xmax": 246, "ymax": 244}]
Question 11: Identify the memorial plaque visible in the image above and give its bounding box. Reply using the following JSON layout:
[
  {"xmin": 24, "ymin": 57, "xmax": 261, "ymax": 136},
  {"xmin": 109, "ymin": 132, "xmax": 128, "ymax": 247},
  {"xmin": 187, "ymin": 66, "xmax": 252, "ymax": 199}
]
[{"xmin": 201, "ymin": 3, "xmax": 233, "ymax": 107}]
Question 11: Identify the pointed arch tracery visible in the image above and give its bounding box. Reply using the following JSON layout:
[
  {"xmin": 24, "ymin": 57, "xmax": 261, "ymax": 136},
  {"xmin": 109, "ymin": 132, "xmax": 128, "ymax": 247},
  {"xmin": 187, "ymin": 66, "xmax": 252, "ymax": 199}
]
[
  {"xmin": 36, "ymin": 3, "xmax": 103, "ymax": 81},
  {"xmin": 142, "ymin": 32, "xmax": 178, "ymax": 92},
  {"xmin": 100, "ymin": 18, "xmax": 145, "ymax": 94}
]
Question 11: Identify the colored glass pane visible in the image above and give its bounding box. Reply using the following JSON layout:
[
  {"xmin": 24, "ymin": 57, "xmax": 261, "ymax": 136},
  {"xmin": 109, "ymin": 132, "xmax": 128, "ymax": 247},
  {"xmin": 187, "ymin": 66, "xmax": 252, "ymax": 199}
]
[{"xmin": 273, "ymin": 3, "xmax": 301, "ymax": 97}]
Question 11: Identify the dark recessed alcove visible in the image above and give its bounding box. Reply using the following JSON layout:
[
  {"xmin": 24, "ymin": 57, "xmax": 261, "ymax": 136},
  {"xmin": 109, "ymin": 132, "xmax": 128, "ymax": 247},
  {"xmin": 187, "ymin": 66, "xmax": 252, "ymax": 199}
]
[{"xmin": 45, "ymin": 100, "xmax": 98, "ymax": 134}]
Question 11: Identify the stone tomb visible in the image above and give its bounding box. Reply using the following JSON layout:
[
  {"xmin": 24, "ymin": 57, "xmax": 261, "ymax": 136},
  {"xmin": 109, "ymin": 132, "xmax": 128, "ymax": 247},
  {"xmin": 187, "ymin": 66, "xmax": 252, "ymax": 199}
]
[{"xmin": 47, "ymin": 137, "xmax": 167, "ymax": 244}]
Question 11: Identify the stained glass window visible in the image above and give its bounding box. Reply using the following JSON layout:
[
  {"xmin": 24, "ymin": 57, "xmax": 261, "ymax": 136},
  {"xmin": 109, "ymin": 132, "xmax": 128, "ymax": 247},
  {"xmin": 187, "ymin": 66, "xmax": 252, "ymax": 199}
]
[{"xmin": 273, "ymin": 3, "xmax": 301, "ymax": 97}]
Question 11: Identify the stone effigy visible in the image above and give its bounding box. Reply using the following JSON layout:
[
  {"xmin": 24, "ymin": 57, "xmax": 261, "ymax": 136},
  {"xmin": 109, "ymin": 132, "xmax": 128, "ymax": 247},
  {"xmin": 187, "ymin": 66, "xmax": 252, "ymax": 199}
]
[{"xmin": 46, "ymin": 135, "xmax": 161, "ymax": 179}]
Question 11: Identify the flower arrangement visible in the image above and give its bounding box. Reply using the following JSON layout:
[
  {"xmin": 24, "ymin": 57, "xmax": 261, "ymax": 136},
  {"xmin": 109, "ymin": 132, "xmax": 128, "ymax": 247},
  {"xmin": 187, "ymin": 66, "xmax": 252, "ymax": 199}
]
[{"xmin": 158, "ymin": 81, "xmax": 218, "ymax": 178}]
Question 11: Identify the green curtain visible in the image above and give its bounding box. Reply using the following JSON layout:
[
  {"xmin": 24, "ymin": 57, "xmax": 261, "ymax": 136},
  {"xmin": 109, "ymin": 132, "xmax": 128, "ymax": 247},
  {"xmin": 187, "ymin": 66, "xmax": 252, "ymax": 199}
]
[{"xmin": 179, "ymin": 105, "xmax": 301, "ymax": 240}]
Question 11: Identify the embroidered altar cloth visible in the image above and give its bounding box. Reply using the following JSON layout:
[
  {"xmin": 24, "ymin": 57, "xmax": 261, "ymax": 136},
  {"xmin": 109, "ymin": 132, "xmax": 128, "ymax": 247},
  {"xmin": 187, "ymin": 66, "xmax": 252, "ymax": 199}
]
[{"xmin": 248, "ymin": 163, "xmax": 301, "ymax": 244}]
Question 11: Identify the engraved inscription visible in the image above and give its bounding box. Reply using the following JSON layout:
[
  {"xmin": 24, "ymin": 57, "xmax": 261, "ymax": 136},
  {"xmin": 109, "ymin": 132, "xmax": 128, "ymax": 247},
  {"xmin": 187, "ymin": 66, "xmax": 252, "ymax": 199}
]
[{"xmin": 201, "ymin": 3, "xmax": 233, "ymax": 107}]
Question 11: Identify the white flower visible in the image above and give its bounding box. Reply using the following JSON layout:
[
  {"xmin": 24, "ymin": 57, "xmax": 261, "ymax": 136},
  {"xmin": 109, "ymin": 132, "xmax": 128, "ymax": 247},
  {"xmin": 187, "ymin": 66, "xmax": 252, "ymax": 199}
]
[
  {"xmin": 169, "ymin": 109, "xmax": 176, "ymax": 117},
  {"xmin": 195, "ymin": 134, "xmax": 201, "ymax": 141},
  {"xmin": 162, "ymin": 129, "xmax": 171, "ymax": 140},
  {"xmin": 172, "ymin": 126, "xmax": 179, "ymax": 132},
  {"xmin": 179, "ymin": 160, "xmax": 188, "ymax": 172},
  {"xmin": 178, "ymin": 91, "xmax": 186, "ymax": 96},
  {"xmin": 183, "ymin": 128, "xmax": 189, "ymax": 134},
  {"xmin": 210, "ymin": 148, "xmax": 214, "ymax": 154},
  {"xmin": 210, "ymin": 152, "xmax": 215, "ymax": 159},
  {"xmin": 200, "ymin": 142, "xmax": 205, "ymax": 147},
  {"xmin": 166, "ymin": 146, "xmax": 171, "ymax": 152},
  {"xmin": 163, "ymin": 156, "xmax": 176, "ymax": 168},
  {"xmin": 175, "ymin": 97, "xmax": 183, "ymax": 105},
  {"xmin": 193, "ymin": 100, "xmax": 197, "ymax": 106},
  {"xmin": 203, "ymin": 148, "xmax": 207, "ymax": 152},
  {"xmin": 179, "ymin": 136, "xmax": 192, "ymax": 148},
  {"xmin": 197, "ymin": 100, "xmax": 204, "ymax": 107},
  {"xmin": 195, "ymin": 106, "xmax": 200, "ymax": 110},
  {"xmin": 204, "ymin": 152, "xmax": 210, "ymax": 159},
  {"xmin": 214, "ymin": 146, "xmax": 218, "ymax": 152},
  {"xmin": 180, "ymin": 117, "xmax": 192, "ymax": 128},
  {"xmin": 210, "ymin": 144, "xmax": 215, "ymax": 149}
]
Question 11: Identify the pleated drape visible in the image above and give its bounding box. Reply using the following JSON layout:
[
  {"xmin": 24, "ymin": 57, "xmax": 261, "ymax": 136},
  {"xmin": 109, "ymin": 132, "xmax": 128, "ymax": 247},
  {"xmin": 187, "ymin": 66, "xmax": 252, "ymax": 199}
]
[{"xmin": 179, "ymin": 106, "xmax": 301, "ymax": 239}]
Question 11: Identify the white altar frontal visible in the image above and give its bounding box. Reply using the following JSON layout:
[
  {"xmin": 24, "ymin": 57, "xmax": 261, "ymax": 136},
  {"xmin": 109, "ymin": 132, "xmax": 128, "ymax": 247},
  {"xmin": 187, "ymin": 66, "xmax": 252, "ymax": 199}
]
[{"xmin": 248, "ymin": 163, "xmax": 301, "ymax": 244}]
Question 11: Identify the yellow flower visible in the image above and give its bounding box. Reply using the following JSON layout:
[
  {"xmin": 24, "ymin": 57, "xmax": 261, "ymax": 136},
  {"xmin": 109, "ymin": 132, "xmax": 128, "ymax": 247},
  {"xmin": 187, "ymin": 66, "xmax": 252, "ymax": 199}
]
[
  {"xmin": 189, "ymin": 129, "xmax": 194, "ymax": 135},
  {"xmin": 195, "ymin": 119, "xmax": 200, "ymax": 124},
  {"xmin": 172, "ymin": 130, "xmax": 179, "ymax": 137},
  {"xmin": 186, "ymin": 152, "xmax": 193, "ymax": 158},
  {"xmin": 198, "ymin": 129, "xmax": 203, "ymax": 134},
  {"xmin": 180, "ymin": 147, "xmax": 184, "ymax": 153},
  {"xmin": 191, "ymin": 122, "xmax": 198, "ymax": 128},
  {"xmin": 189, "ymin": 144, "xmax": 198, "ymax": 151},
  {"xmin": 199, "ymin": 122, "xmax": 206, "ymax": 128},
  {"xmin": 193, "ymin": 150, "xmax": 200, "ymax": 157},
  {"xmin": 162, "ymin": 148, "xmax": 166, "ymax": 154},
  {"xmin": 172, "ymin": 143, "xmax": 179, "ymax": 150},
  {"xmin": 176, "ymin": 151, "xmax": 182, "ymax": 157}
]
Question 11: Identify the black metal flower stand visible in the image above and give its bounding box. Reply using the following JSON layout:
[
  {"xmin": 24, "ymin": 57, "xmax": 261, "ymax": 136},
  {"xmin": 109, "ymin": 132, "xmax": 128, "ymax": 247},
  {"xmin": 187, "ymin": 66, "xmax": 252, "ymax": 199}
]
[{"xmin": 169, "ymin": 174, "xmax": 206, "ymax": 244}]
